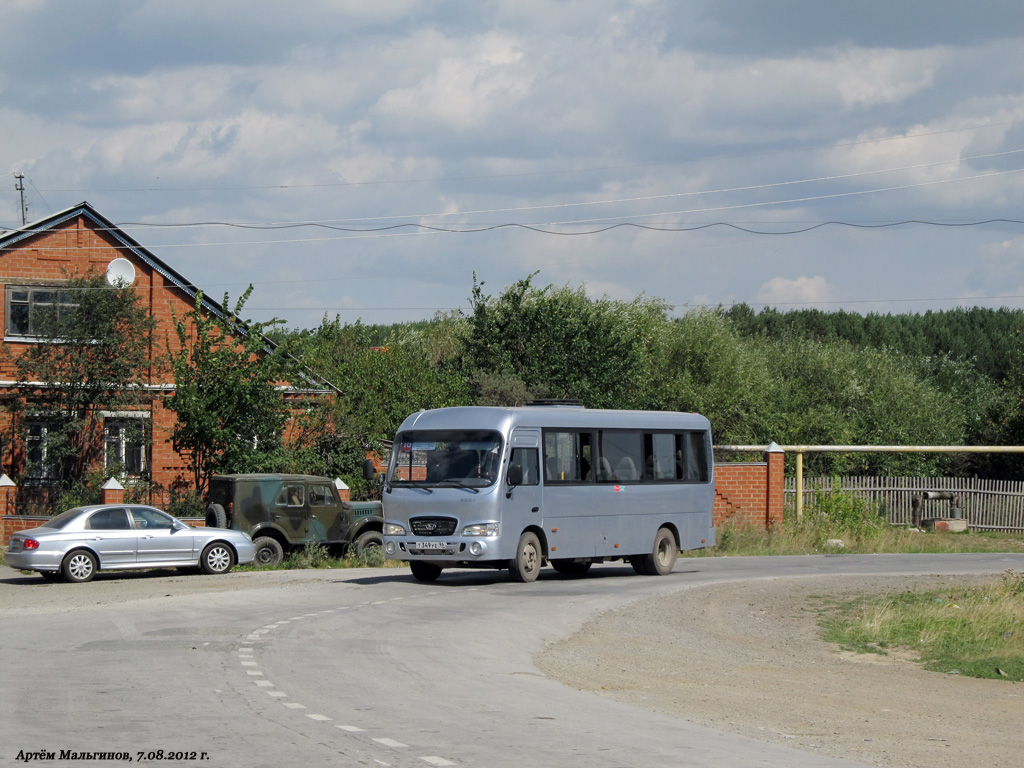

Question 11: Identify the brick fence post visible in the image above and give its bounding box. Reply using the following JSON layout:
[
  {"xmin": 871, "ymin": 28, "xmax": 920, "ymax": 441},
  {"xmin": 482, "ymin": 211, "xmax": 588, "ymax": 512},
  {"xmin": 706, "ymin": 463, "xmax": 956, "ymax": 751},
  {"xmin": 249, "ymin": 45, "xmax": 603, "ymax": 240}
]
[
  {"xmin": 101, "ymin": 477, "xmax": 125, "ymax": 505},
  {"xmin": 0, "ymin": 474, "xmax": 14, "ymax": 516},
  {"xmin": 765, "ymin": 442, "xmax": 785, "ymax": 527},
  {"xmin": 334, "ymin": 478, "xmax": 351, "ymax": 502}
]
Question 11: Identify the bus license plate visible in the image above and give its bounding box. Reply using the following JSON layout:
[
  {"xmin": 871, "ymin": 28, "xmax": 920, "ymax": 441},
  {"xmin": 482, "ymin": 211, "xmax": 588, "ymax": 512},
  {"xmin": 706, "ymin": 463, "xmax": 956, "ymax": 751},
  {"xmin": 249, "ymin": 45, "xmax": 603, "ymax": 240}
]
[{"xmin": 415, "ymin": 541, "xmax": 447, "ymax": 549}]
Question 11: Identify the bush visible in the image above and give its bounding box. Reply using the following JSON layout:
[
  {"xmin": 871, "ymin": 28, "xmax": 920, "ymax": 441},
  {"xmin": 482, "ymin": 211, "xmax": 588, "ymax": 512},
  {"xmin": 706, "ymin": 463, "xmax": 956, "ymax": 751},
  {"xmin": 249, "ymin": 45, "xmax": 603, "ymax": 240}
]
[
  {"xmin": 165, "ymin": 490, "xmax": 206, "ymax": 518},
  {"xmin": 799, "ymin": 478, "xmax": 889, "ymax": 546},
  {"xmin": 285, "ymin": 541, "xmax": 332, "ymax": 569}
]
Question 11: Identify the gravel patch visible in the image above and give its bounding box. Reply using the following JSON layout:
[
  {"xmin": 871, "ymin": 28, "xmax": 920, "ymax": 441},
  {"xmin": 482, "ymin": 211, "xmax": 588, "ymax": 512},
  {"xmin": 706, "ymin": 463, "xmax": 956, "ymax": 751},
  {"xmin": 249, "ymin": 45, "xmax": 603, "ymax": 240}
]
[{"xmin": 536, "ymin": 574, "xmax": 1024, "ymax": 768}]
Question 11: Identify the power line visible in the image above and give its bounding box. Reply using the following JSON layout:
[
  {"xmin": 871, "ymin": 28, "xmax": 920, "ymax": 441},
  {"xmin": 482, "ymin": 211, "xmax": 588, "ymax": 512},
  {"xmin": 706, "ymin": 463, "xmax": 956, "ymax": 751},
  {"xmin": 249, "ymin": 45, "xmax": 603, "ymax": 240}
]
[{"xmin": 106, "ymin": 147, "xmax": 1024, "ymax": 230}]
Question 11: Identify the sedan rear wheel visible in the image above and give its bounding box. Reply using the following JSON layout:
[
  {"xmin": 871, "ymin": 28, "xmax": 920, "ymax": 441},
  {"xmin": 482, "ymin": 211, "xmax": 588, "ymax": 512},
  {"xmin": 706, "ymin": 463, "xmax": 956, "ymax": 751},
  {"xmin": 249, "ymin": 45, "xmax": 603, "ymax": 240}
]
[
  {"xmin": 62, "ymin": 550, "xmax": 98, "ymax": 583},
  {"xmin": 200, "ymin": 542, "xmax": 234, "ymax": 574}
]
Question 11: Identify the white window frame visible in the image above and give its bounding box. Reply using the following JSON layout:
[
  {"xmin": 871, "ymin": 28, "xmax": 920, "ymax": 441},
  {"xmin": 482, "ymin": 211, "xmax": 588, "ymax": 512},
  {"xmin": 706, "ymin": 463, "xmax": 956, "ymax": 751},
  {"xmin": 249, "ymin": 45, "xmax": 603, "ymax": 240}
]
[
  {"xmin": 103, "ymin": 412, "xmax": 150, "ymax": 479},
  {"xmin": 5, "ymin": 284, "xmax": 78, "ymax": 341}
]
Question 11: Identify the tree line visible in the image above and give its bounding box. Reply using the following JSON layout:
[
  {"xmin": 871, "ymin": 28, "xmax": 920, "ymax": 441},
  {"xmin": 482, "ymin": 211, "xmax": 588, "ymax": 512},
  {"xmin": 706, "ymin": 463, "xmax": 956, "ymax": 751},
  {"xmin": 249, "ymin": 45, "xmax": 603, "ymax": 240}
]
[
  {"xmin": 7, "ymin": 272, "xmax": 1024, "ymax": 511},
  {"xmin": 277, "ymin": 274, "xmax": 1024, "ymax": 483}
]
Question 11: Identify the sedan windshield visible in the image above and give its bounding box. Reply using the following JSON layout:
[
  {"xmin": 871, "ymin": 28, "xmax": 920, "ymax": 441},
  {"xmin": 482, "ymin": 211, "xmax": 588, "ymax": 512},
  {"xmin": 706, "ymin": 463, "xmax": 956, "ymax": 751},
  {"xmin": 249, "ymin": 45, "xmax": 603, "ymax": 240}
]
[{"xmin": 389, "ymin": 430, "xmax": 503, "ymax": 488}]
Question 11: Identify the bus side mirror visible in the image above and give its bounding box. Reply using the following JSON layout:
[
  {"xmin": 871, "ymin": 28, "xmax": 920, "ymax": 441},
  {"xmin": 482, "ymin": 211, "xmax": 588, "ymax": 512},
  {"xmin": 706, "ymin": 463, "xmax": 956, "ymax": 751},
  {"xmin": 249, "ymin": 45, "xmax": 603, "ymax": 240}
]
[
  {"xmin": 507, "ymin": 464, "xmax": 523, "ymax": 487},
  {"xmin": 362, "ymin": 459, "xmax": 377, "ymax": 482}
]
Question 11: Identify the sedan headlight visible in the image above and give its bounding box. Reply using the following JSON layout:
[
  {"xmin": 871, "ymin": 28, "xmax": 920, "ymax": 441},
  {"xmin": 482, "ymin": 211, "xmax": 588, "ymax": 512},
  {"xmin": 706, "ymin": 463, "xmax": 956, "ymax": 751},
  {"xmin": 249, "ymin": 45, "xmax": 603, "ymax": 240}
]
[
  {"xmin": 384, "ymin": 522, "xmax": 407, "ymax": 536},
  {"xmin": 462, "ymin": 522, "xmax": 499, "ymax": 537}
]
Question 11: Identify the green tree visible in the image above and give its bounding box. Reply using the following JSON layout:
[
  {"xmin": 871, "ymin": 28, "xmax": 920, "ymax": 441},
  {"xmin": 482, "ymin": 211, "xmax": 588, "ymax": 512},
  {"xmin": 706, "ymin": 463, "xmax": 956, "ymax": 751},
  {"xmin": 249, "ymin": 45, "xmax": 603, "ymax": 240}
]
[
  {"xmin": 166, "ymin": 288, "xmax": 289, "ymax": 495},
  {"xmin": 271, "ymin": 313, "xmax": 472, "ymax": 494},
  {"xmin": 3, "ymin": 272, "xmax": 157, "ymax": 488},
  {"xmin": 466, "ymin": 273, "xmax": 669, "ymax": 408}
]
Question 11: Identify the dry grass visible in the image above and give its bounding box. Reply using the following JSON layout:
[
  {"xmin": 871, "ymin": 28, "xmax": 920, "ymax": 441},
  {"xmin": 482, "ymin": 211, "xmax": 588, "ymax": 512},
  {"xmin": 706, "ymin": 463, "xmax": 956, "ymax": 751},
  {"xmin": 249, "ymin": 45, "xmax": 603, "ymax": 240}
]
[{"xmin": 820, "ymin": 570, "xmax": 1024, "ymax": 681}]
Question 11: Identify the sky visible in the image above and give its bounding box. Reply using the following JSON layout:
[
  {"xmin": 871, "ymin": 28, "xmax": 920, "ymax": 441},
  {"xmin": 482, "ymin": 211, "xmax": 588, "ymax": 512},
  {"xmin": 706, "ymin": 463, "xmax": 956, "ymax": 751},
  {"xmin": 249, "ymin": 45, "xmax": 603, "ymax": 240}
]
[{"xmin": 3, "ymin": 0, "xmax": 1024, "ymax": 330}]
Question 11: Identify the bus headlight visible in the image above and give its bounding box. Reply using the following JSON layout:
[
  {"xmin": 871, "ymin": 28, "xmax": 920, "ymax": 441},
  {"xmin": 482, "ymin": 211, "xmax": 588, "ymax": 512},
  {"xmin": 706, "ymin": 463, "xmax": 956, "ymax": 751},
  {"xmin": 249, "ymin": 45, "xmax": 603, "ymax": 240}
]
[
  {"xmin": 384, "ymin": 522, "xmax": 406, "ymax": 536},
  {"xmin": 462, "ymin": 522, "xmax": 499, "ymax": 537}
]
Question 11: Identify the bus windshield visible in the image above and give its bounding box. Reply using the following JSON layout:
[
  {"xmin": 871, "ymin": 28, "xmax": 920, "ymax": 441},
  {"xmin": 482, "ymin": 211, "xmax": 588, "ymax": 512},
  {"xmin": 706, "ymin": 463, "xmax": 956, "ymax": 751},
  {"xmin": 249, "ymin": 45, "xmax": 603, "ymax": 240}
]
[{"xmin": 389, "ymin": 430, "xmax": 503, "ymax": 488}]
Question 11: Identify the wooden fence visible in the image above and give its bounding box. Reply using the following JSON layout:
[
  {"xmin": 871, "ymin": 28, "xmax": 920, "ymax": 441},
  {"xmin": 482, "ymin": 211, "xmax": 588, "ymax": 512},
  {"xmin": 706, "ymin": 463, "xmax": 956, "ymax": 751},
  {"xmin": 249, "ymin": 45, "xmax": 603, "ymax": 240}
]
[{"xmin": 786, "ymin": 476, "xmax": 1024, "ymax": 533}]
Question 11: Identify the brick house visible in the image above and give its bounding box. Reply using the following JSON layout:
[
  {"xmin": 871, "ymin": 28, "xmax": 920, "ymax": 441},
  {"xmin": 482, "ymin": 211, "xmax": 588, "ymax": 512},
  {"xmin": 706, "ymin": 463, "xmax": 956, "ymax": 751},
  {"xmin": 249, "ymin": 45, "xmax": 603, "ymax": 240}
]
[{"xmin": 0, "ymin": 201, "xmax": 334, "ymax": 507}]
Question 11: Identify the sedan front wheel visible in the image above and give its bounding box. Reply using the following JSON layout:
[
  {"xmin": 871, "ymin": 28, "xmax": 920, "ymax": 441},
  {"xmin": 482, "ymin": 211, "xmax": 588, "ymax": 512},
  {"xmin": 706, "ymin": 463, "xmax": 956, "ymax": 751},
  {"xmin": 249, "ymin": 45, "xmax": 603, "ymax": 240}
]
[{"xmin": 200, "ymin": 542, "xmax": 234, "ymax": 574}]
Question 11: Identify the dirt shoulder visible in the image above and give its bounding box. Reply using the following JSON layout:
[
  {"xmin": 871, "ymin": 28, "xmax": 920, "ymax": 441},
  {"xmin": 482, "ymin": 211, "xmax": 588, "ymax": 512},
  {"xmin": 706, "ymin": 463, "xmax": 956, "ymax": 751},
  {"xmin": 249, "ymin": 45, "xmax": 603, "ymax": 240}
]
[{"xmin": 535, "ymin": 574, "xmax": 1024, "ymax": 768}]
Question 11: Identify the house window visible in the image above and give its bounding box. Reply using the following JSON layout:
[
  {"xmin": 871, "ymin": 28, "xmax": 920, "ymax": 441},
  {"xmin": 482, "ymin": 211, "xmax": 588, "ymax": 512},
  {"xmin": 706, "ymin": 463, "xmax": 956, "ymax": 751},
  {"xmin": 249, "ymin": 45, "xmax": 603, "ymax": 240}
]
[
  {"xmin": 25, "ymin": 421, "xmax": 55, "ymax": 480},
  {"xmin": 5, "ymin": 285, "xmax": 78, "ymax": 339},
  {"xmin": 104, "ymin": 418, "xmax": 148, "ymax": 477}
]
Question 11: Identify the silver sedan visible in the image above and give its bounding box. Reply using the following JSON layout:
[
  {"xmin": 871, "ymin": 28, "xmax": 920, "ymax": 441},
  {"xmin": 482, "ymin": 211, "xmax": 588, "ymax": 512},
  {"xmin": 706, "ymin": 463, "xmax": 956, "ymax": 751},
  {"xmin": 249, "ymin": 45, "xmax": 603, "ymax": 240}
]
[{"xmin": 4, "ymin": 504, "xmax": 256, "ymax": 582}]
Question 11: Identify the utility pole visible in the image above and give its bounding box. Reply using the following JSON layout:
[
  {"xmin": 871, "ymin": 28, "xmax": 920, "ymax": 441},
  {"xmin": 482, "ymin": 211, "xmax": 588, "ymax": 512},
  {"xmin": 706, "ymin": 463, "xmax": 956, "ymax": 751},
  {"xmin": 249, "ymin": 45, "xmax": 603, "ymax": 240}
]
[{"xmin": 14, "ymin": 172, "xmax": 27, "ymax": 226}]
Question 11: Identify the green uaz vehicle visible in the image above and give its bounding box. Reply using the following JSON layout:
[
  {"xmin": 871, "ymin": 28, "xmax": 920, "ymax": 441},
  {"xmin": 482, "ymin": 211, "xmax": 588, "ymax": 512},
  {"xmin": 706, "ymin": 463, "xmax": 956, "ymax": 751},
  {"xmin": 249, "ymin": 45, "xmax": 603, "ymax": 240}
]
[{"xmin": 205, "ymin": 474, "xmax": 383, "ymax": 566}]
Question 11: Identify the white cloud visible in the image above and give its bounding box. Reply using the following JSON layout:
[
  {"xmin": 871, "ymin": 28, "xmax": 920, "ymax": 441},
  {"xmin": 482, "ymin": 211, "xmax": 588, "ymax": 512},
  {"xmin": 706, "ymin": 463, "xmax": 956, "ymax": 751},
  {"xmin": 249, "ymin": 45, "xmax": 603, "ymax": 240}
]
[
  {"xmin": 757, "ymin": 275, "xmax": 833, "ymax": 306},
  {"xmin": 373, "ymin": 31, "xmax": 535, "ymax": 131}
]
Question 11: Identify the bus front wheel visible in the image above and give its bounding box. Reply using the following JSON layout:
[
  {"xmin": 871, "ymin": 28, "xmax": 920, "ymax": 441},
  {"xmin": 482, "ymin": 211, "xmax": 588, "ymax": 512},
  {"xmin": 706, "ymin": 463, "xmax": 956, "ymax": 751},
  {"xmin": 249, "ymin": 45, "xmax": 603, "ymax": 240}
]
[
  {"xmin": 510, "ymin": 531, "xmax": 543, "ymax": 583},
  {"xmin": 632, "ymin": 527, "xmax": 677, "ymax": 576},
  {"xmin": 410, "ymin": 561, "xmax": 443, "ymax": 582}
]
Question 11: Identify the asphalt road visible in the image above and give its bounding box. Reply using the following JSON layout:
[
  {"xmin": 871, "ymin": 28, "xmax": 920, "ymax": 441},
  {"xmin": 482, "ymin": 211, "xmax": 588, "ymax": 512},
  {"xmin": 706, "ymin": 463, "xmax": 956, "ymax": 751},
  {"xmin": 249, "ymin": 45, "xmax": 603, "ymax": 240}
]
[{"xmin": 2, "ymin": 553, "xmax": 1020, "ymax": 768}]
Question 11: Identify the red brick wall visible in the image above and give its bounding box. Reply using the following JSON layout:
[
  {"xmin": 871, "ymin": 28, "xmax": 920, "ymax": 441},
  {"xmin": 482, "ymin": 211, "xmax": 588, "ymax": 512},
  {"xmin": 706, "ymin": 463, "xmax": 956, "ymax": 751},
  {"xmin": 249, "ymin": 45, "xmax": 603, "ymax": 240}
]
[{"xmin": 714, "ymin": 448, "xmax": 785, "ymax": 529}]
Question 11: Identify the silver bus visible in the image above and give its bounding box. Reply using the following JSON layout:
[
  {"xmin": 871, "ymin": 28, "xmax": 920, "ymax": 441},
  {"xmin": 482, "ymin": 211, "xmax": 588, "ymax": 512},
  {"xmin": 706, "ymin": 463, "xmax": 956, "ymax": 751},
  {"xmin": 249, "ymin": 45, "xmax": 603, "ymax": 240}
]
[{"xmin": 370, "ymin": 403, "xmax": 716, "ymax": 583}]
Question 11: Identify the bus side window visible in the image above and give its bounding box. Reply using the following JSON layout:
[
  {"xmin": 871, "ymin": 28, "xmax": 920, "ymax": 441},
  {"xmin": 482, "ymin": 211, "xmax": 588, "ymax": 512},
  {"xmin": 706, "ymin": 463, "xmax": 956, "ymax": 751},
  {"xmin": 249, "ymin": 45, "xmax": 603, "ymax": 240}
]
[
  {"xmin": 645, "ymin": 433, "xmax": 676, "ymax": 481},
  {"xmin": 510, "ymin": 448, "xmax": 539, "ymax": 486},
  {"xmin": 677, "ymin": 432, "xmax": 709, "ymax": 482},
  {"xmin": 544, "ymin": 431, "xmax": 580, "ymax": 483}
]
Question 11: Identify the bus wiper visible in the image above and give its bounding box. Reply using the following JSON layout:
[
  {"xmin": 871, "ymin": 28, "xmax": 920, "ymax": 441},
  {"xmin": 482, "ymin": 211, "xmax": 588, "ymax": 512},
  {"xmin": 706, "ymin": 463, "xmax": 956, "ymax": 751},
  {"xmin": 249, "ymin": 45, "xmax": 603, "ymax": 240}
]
[
  {"xmin": 435, "ymin": 480, "xmax": 480, "ymax": 494},
  {"xmin": 396, "ymin": 481, "xmax": 433, "ymax": 493}
]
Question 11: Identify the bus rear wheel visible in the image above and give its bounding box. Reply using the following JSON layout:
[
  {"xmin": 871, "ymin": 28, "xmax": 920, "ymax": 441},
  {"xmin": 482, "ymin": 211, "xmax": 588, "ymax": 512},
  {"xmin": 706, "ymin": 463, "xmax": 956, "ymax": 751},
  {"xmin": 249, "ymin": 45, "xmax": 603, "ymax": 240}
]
[
  {"xmin": 632, "ymin": 527, "xmax": 677, "ymax": 576},
  {"xmin": 510, "ymin": 531, "xmax": 543, "ymax": 583},
  {"xmin": 410, "ymin": 561, "xmax": 443, "ymax": 582}
]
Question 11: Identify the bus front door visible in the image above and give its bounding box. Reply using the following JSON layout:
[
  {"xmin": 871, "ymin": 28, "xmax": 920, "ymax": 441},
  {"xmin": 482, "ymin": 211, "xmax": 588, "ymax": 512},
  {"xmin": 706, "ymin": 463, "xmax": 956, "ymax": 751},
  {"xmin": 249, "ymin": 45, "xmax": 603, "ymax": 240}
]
[{"xmin": 505, "ymin": 430, "xmax": 543, "ymax": 553}]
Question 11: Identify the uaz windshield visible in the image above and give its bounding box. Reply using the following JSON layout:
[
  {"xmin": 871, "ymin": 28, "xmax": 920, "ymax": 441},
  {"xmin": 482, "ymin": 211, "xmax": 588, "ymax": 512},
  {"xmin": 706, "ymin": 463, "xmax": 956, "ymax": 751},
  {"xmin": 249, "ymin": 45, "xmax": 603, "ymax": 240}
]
[{"xmin": 388, "ymin": 430, "xmax": 503, "ymax": 488}]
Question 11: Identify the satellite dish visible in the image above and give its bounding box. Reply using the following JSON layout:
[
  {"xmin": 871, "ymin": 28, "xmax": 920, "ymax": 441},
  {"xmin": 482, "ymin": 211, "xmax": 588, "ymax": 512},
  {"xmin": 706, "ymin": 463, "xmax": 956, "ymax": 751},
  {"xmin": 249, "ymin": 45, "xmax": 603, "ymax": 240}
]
[{"xmin": 105, "ymin": 257, "xmax": 136, "ymax": 287}]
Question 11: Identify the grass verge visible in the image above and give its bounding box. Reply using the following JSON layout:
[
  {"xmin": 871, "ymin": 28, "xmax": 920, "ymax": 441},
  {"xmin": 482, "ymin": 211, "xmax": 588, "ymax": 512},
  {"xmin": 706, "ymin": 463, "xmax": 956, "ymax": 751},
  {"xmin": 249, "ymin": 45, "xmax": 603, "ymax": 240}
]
[
  {"xmin": 238, "ymin": 541, "xmax": 405, "ymax": 572},
  {"xmin": 818, "ymin": 570, "xmax": 1024, "ymax": 681}
]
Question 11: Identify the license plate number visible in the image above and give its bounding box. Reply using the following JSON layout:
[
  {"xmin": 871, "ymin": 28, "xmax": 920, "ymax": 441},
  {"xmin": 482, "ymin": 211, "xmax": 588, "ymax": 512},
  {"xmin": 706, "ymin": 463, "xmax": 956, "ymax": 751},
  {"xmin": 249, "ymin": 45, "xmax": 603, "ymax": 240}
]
[{"xmin": 415, "ymin": 541, "xmax": 447, "ymax": 550}]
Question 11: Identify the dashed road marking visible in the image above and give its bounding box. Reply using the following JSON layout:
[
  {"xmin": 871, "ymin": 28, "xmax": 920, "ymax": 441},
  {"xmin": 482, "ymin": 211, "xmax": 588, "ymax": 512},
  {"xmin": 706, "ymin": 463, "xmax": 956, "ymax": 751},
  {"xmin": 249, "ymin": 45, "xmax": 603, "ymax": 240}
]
[
  {"xmin": 241, "ymin": 589, "xmax": 460, "ymax": 768},
  {"xmin": 373, "ymin": 738, "xmax": 408, "ymax": 749}
]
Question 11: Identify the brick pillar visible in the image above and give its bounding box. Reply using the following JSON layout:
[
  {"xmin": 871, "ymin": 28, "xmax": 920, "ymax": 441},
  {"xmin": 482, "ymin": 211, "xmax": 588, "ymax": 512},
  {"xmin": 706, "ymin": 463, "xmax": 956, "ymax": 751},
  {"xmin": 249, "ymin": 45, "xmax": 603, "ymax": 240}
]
[
  {"xmin": 334, "ymin": 478, "xmax": 351, "ymax": 502},
  {"xmin": 0, "ymin": 474, "xmax": 15, "ymax": 516},
  {"xmin": 765, "ymin": 442, "xmax": 785, "ymax": 527},
  {"xmin": 101, "ymin": 477, "xmax": 125, "ymax": 505}
]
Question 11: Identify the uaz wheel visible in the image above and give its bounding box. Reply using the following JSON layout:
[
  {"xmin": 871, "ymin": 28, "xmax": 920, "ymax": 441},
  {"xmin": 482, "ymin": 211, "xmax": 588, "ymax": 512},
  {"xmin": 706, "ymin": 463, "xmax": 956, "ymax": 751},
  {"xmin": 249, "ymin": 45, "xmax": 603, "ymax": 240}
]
[
  {"xmin": 205, "ymin": 503, "xmax": 228, "ymax": 529},
  {"xmin": 252, "ymin": 536, "xmax": 284, "ymax": 566}
]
